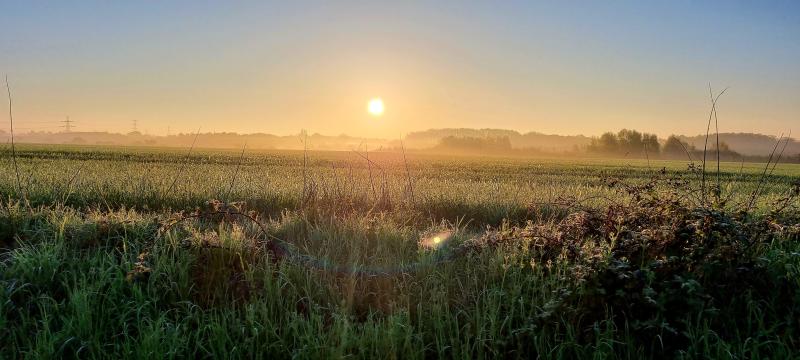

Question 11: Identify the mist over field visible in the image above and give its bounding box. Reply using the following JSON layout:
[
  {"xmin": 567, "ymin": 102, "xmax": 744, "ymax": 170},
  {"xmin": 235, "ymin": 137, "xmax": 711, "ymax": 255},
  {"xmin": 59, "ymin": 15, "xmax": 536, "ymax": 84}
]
[{"xmin": 2, "ymin": 128, "xmax": 798, "ymax": 159}]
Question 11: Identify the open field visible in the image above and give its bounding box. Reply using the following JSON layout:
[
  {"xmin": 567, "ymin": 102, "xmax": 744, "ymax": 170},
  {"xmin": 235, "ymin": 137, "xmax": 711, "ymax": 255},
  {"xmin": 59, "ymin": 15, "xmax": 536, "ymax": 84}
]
[
  {"xmin": 2, "ymin": 144, "xmax": 798, "ymax": 223},
  {"xmin": 1, "ymin": 144, "xmax": 799, "ymax": 358}
]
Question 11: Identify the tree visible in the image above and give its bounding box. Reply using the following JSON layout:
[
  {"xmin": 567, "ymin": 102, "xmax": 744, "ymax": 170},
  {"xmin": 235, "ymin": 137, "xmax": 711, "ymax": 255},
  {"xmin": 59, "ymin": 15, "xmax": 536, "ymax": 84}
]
[
  {"xmin": 663, "ymin": 135, "xmax": 691, "ymax": 156},
  {"xmin": 643, "ymin": 134, "xmax": 660, "ymax": 155},
  {"xmin": 712, "ymin": 141, "xmax": 731, "ymax": 152},
  {"xmin": 588, "ymin": 132, "xmax": 619, "ymax": 153},
  {"xmin": 617, "ymin": 129, "xmax": 643, "ymax": 154},
  {"xmin": 589, "ymin": 129, "xmax": 660, "ymax": 156}
]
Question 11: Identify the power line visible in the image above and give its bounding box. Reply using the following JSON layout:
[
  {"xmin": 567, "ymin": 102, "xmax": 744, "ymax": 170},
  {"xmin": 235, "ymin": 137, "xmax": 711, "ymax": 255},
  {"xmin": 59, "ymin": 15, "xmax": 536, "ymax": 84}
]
[
  {"xmin": 132, "ymin": 119, "xmax": 138, "ymax": 133},
  {"xmin": 60, "ymin": 116, "xmax": 75, "ymax": 132}
]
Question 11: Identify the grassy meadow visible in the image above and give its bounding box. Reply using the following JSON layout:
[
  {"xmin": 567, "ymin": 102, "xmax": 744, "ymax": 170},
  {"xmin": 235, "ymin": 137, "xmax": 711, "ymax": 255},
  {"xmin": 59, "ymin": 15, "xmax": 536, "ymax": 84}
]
[{"xmin": 1, "ymin": 144, "xmax": 799, "ymax": 358}]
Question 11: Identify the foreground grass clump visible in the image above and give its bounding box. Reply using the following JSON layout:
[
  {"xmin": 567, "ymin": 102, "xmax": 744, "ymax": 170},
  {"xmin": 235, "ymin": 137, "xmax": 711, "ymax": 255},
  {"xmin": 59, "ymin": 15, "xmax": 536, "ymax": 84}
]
[
  {"xmin": 1, "ymin": 146, "xmax": 799, "ymax": 358},
  {"xmin": 0, "ymin": 175, "xmax": 797, "ymax": 358}
]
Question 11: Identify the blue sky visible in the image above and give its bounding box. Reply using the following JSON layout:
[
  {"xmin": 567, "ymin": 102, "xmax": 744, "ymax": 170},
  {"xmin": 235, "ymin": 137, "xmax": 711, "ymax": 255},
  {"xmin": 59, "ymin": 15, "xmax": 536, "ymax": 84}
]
[{"xmin": 1, "ymin": 1, "xmax": 798, "ymax": 137}]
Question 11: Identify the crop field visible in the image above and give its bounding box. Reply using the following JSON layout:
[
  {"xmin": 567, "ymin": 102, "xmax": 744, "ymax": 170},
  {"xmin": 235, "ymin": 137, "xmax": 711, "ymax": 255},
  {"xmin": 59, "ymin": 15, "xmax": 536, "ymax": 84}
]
[{"xmin": 1, "ymin": 144, "xmax": 799, "ymax": 358}]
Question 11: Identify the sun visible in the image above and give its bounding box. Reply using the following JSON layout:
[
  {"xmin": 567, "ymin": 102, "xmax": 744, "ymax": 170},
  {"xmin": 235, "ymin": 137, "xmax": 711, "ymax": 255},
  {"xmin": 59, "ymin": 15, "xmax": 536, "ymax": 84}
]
[{"xmin": 367, "ymin": 98, "xmax": 384, "ymax": 116}]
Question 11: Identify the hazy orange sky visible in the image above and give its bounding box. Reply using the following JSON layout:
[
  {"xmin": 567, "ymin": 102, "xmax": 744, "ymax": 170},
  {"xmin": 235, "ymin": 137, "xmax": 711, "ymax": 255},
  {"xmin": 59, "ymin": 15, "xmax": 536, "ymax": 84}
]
[{"xmin": 1, "ymin": 1, "xmax": 798, "ymax": 139}]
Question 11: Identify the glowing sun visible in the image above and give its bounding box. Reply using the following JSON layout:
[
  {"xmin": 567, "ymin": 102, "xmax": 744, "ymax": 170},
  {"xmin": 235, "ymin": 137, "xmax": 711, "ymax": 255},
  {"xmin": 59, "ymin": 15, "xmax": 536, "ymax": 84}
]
[{"xmin": 367, "ymin": 98, "xmax": 384, "ymax": 116}]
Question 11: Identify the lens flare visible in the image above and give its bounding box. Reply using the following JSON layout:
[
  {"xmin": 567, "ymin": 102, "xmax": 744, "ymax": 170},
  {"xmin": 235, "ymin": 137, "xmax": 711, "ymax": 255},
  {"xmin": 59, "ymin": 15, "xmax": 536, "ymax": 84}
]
[{"xmin": 421, "ymin": 230, "xmax": 452, "ymax": 249}]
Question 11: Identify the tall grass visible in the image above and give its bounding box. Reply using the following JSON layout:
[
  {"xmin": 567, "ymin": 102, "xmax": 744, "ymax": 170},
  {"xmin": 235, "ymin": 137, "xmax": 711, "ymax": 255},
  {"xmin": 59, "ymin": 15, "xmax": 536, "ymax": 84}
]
[{"xmin": 0, "ymin": 145, "xmax": 799, "ymax": 358}]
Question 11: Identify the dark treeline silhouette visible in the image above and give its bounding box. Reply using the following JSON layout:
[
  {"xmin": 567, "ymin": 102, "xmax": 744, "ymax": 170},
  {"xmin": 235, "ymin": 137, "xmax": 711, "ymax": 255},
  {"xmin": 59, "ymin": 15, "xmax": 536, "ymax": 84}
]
[
  {"xmin": 678, "ymin": 132, "xmax": 800, "ymax": 157},
  {"xmin": 584, "ymin": 131, "xmax": 776, "ymax": 162},
  {"xmin": 587, "ymin": 129, "xmax": 661, "ymax": 156},
  {"xmin": 433, "ymin": 136, "xmax": 513, "ymax": 154},
  {"xmin": 662, "ymin": 135, "xmax": 694, "ymax": 156},
  {"xmin": 0, "ymin": 130, "xmax": 393, "ymax": 151},
  {"xmin": 659, "ymin": 135, "xmax": 743, "ymax": 162},
  {"xmin": 404, "ymin": 128, "xmax": 590, "ymax": 152},
  {"xmin": 1, "ymin": 128, "xmax": 798, "ymax": 162}
]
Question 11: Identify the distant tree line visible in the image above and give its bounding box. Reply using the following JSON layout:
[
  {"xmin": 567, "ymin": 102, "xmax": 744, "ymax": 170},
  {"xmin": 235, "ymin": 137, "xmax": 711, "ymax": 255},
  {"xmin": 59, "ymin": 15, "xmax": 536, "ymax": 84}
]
[
  {"xmin": 661, "ymin": 135, "xmax": 695, "ymax": 156},
  {"xmin": 405, "ymin": 128, "xmax": 591, "ymax": 152},
  {"xmin": 587, "ymin": 129, "xmax": 661, "ymax": 155},
  {"xmin": 429, "ymin": 131, "xmax": 776, "ymax": 162},
  {"xmin": 586, "ymin": 130, "xmax": 750, "ymax": 161},
  {"xmin": 658, "ymin": 135, "xmax": 744, "ymax": 161},
  {"xmin": 434, "ymin": 136, "xmax": 512, "ymax": 153},
  {"xmin": 3, "ymin": 126, "xmax": 797, "ymax": 162}
]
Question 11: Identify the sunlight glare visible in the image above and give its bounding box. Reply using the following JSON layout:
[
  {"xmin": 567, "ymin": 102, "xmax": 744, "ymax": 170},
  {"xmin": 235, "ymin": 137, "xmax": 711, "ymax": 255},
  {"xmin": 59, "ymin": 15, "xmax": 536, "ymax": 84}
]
[{"xmin": 368, "ymin": 98, "xmax": 384, "ymax": 116}]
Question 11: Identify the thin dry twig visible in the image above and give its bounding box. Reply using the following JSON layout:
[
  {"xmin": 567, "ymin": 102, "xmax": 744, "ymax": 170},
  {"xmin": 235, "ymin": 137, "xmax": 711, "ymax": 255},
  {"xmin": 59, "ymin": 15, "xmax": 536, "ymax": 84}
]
[
  {"xmin": 165, "ymin": 127, "xmax": 201, "ymax": 197},
  {"xmin": 400, "ymin": 139, "xmax": 415, "ymax": 205},
  {"xmin": 5, "ymin": 75, "xmax": 23, "ymax": 200},
  {"xmin": 713, "ymin": 89, "xmax": 721, "ymax": 200},
  {"xmin": 301, "ymin": 131, "xmax": 308, "ymax": 201},
  {"xmin": 226, "ymin": 142, "xmax": 247, "ymax": 200},
  {"xmin": 351, "ymin": 144, "xmax": 379, "ymax": 200},
  {"xmin": 701, "ymin": 85, "xmax": 727, "ymax": 204},
  {"xmin": 767, "ymin": 130, "xmax": 791, "ymax": 177},
  {"xmin": 350, "ymin": 147, "xmax": 384, "ymax": 171},
  {"xmin": 676, "ymin": 137, "xmax": 695, "ymax": 164},
  {"xmin": 746, "ymin": 133, "xmax": 784, "ymax": 210},
  {"xmin": 749, "ymin": 132, "xmax": 792, "ymax": 210},
  {"xmin": 60, "ymin": 161, "xmax": 86, "ymax": 204}
]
